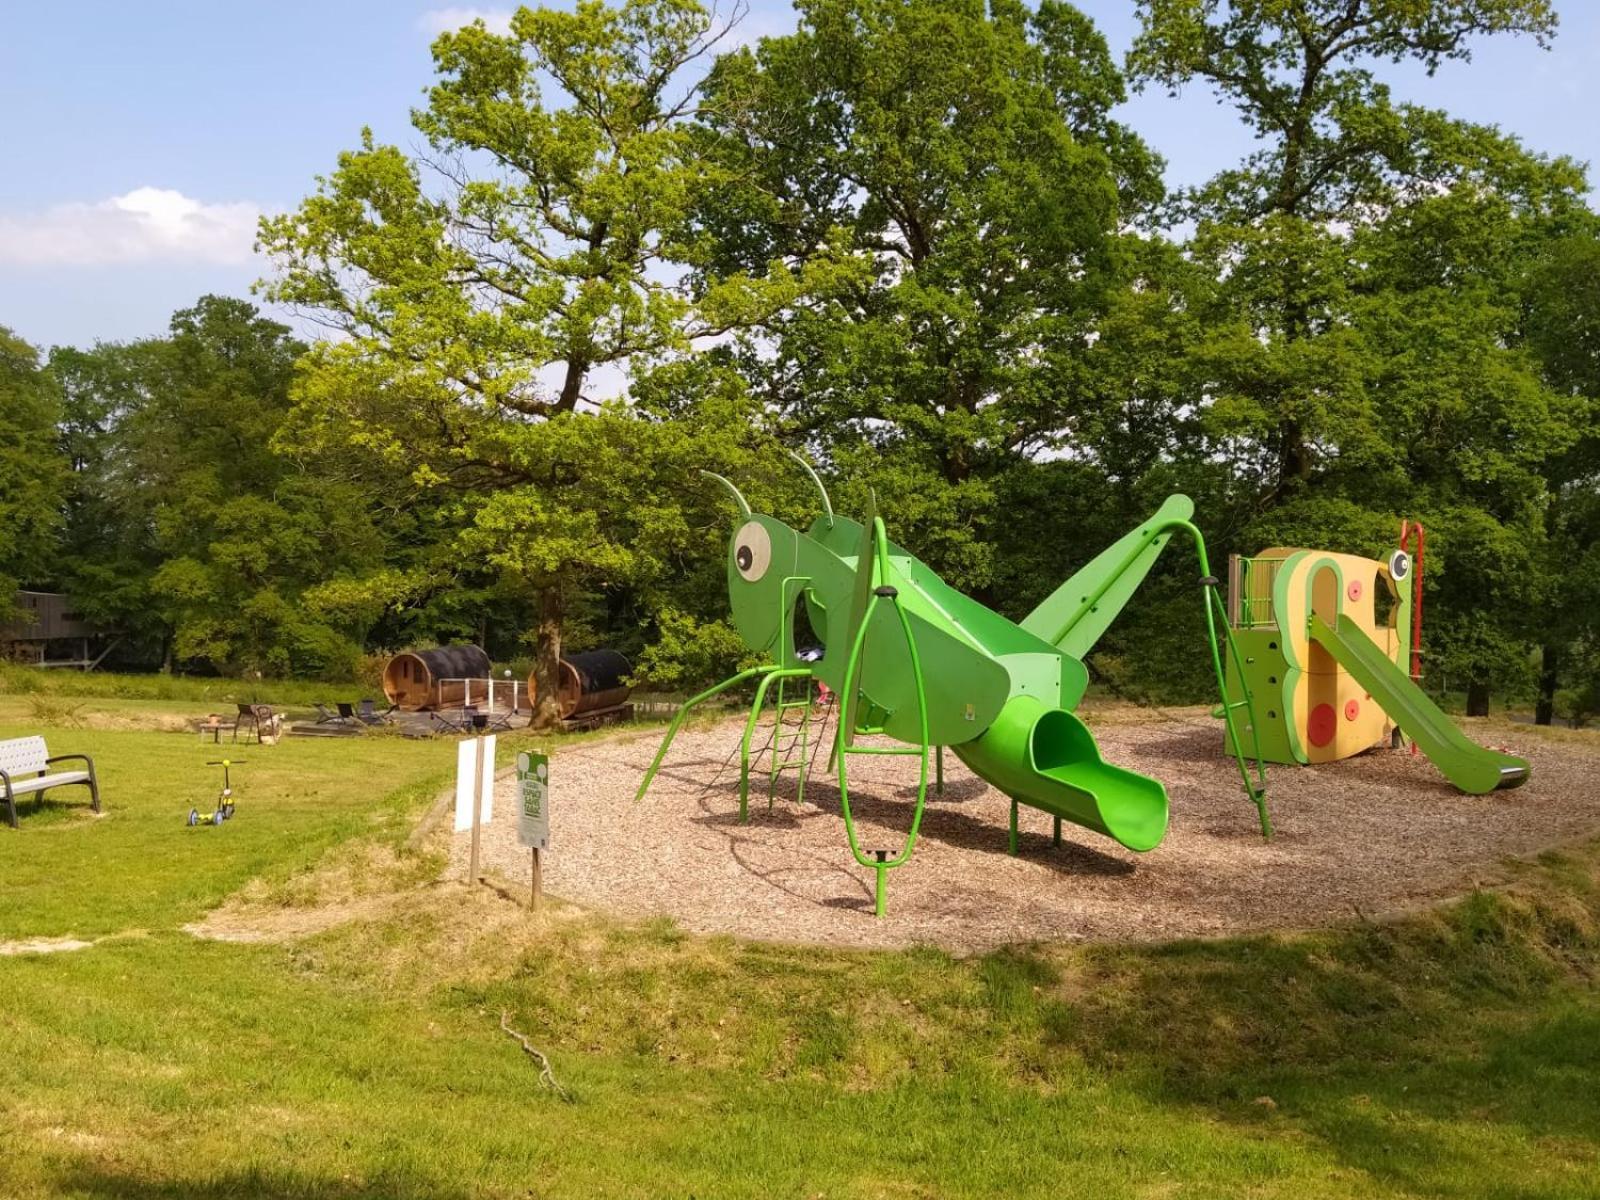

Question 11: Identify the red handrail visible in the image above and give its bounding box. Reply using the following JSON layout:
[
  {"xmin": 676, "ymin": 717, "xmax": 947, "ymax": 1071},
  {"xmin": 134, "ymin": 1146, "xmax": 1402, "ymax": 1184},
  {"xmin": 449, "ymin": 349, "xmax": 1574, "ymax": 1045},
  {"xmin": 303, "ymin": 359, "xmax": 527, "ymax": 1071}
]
[
  {"xmin": 1399, "ymin": 520, "xmax": 1424, "ymax": 683},
  {"xmin": 1399, "ymin": 520, "xmax": 1425, "ymax": 757}
]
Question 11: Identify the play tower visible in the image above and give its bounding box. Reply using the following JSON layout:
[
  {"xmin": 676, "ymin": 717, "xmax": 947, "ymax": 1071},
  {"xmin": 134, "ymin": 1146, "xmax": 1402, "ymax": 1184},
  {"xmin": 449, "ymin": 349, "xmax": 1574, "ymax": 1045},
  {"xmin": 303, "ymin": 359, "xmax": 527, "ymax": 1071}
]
[{"xmin": 1221, "ymin": 533, "xmax": 1528, "ymax": 794}]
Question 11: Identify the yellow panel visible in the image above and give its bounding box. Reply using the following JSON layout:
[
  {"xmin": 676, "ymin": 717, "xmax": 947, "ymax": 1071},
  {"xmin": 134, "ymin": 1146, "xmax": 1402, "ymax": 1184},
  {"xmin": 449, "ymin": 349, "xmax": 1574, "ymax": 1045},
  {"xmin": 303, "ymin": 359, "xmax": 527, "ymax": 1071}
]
[{"xmin": 1273, "ymin": 549, "xmax": 1402, "ymax": 764}]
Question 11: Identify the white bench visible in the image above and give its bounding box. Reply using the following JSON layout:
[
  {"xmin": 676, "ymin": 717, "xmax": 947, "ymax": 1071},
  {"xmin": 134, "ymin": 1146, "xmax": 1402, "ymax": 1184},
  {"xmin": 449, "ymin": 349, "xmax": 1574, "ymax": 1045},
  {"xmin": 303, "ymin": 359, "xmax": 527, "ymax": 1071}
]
[{"xmin": 0, "ymin": 735, "xmax": 100, "ymax": 828}]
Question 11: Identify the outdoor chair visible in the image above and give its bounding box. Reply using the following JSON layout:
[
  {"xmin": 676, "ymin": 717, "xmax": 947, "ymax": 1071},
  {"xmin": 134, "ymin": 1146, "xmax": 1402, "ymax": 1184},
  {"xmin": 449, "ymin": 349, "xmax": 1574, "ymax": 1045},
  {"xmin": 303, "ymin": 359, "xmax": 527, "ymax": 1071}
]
[
  {"xmin": 234, "ymin": 703, "xmax": 281, "ymax": 743},
  {"xmin": 430, "ymin": 710, "xmax": 466, "ymax": 734},
  {"xmin": 314, "ymin": 702, "xmax": 343, "ymax": 725},
  {"xmin": 356, "ymin": 699, "xmax": 394, "ymax": 726},
  {"xmin": 0, "ymin": 735, "xmax": 100, "ymax": 828},
  {"xmin": 481, "ymin": 708, "xmax": 515, "ymax": 733}
]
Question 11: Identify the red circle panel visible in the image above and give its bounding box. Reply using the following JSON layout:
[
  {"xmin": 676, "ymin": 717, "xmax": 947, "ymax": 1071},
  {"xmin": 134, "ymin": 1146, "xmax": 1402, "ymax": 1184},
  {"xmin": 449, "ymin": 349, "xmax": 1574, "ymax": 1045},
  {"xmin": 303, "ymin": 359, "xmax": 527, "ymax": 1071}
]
[
  {"xmin": 1344, "ymin": 699, "xmax": 1360, "ymax": 721},
  {"xmin": 1347, "ymin": 579, "xmax": 1364, "ymax": 602},
  {"xmin": 1308, "ymin": 703, "xmax": 1338, "ymax": 748}
]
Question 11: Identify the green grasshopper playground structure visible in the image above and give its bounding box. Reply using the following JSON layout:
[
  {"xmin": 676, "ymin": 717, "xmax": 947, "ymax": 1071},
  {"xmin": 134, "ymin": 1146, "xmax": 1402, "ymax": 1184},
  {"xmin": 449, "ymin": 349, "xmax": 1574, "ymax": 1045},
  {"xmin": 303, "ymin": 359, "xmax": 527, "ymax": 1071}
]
[{"xmin": 637, "ymin": 456, "xmax": 1529, "ymax": 916}]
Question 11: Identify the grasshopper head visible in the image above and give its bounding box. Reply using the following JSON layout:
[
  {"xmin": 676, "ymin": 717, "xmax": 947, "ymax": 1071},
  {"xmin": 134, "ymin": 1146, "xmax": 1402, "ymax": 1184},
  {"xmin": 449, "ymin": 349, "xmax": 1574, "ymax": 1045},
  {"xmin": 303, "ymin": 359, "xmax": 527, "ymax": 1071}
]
[{"xmin": 725, "ymin": 514, "xmax": 801, "ymax": 654}]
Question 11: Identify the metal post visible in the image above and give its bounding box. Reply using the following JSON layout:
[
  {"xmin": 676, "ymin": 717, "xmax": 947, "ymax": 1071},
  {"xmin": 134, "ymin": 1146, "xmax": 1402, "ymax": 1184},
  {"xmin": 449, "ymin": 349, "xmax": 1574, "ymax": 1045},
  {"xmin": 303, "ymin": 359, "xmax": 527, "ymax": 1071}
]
[
  {"xmin": 530, "ymin": 846, "xmax": 542, "ymax": 911},
  {"xmin": 935, "ymin": 744, "xmax": 944, "ymax": 796}
]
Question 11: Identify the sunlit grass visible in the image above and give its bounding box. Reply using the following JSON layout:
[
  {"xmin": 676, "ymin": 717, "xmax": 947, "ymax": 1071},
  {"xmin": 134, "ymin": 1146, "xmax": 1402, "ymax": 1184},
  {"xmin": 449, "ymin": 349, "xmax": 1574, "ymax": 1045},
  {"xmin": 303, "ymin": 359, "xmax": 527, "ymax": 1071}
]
[{"xmin": 2, "ymin": 687, "xmax": 1598, "ymax": 1197}]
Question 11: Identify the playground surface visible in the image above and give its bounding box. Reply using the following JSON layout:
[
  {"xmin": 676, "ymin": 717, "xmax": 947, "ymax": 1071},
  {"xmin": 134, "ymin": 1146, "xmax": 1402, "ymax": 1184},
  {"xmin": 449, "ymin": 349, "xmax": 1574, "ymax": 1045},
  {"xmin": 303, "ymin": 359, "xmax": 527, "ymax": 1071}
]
[{"xmin": 457, "ymin": 705, "xmax": 1600, "ymax": 952}]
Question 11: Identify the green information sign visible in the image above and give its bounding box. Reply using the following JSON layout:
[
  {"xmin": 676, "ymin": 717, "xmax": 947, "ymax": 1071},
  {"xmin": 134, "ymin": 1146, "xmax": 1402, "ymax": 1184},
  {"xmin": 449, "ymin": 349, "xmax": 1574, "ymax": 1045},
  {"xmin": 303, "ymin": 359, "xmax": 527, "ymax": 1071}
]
[{"xmin": 516, "ymin": 751, "xmax": 549, "ymax": 851}]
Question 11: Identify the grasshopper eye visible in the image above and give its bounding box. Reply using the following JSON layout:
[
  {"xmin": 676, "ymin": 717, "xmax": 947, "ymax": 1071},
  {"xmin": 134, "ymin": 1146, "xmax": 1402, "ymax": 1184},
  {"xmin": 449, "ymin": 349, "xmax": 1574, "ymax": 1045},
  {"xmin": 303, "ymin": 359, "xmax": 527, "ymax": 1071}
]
[{"xmin": 733, "ymin": 521, "xmax": 771, "ymax": 583}]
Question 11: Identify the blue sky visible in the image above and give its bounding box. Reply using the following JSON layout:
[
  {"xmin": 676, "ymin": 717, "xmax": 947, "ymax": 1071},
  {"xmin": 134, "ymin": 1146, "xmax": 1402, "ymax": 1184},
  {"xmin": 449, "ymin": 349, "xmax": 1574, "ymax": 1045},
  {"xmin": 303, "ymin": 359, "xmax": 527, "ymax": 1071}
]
[{"xmin": 2, "ymin": 1, "xmax": 1596, "ymax": 351}]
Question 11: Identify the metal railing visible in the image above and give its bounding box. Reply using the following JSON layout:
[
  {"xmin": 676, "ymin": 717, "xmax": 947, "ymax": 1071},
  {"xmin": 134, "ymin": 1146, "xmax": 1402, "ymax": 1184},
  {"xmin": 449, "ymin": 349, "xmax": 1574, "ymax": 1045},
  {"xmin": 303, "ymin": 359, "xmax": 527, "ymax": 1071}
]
[
  {"xmin": 438, "ymin": 677, "xmax": 526, "ymax": 711},
  {"xmin": 1228, "ymin": 555, "xmax": 1288, "ymax": 629}
]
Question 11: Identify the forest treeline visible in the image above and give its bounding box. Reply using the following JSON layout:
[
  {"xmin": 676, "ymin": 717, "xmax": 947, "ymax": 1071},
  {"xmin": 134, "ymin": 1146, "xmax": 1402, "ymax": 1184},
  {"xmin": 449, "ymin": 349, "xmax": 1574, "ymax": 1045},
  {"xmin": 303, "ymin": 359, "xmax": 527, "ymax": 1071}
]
[{"xmin": 2, "ymin": 0, "xmax": 1598, "ymax": 724}]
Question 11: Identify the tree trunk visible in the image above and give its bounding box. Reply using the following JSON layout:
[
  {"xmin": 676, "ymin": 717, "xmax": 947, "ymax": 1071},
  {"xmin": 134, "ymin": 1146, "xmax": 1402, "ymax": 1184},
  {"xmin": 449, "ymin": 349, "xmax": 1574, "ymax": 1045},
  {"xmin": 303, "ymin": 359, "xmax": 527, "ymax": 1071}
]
[
  {"xmin": 1536, "ymin": 644, "xmax": 1561, "ymax": 726},
  {"xmin": 556, "ymin": 358, "xmax": 588, "ymax": 413},
  {"xmin": 1466, "ymin": 679, "xmax": 1491, "ymax": 718},
  {"xmin": 531, "ymin": 586, "xmax": 564, "ymax": 730},
  {"xmin": 1276, "ymin": 417, "xmax": 1312, "ymax": 494}
]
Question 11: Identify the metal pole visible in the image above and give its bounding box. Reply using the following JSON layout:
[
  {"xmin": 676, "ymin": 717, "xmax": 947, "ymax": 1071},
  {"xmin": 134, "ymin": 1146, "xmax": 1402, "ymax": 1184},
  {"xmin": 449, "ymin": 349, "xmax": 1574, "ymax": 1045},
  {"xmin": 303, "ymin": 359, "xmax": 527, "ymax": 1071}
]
[
  {"xmin": 530, "ymin": 846, "xmax": 542, "ymax": 911},
  {"xmin": 468, "ymin": 736, "xmax": 485, "ymax": 886}
]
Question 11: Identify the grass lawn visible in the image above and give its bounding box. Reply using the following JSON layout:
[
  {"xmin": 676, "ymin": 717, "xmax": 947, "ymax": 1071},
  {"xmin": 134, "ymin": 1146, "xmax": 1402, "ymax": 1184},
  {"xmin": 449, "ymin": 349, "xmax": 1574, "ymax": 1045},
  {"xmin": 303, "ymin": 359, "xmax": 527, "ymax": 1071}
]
[
  {"xmin": 2, "ymin": 683, "xmax": 1598, "ymax": 1198},
  {"xmin": 0, "ymin": 718, "xmax": 452, "ymax": 938}
]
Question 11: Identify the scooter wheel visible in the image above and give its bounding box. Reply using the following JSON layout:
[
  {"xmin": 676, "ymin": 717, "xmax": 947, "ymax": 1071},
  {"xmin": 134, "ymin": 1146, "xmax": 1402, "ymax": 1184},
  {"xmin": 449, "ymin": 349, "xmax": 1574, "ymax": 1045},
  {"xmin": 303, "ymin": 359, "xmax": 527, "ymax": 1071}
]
[
  {"xmin": 213, "ymin": 809, "xmax": 225, "ymax": 826},
  {"xmin": 224, "ymin": 803, "xmax": 235, "ymax": 819},
  {"xmin": 188, "ymin": 809, "xmax": 199, "ymax": 827}
]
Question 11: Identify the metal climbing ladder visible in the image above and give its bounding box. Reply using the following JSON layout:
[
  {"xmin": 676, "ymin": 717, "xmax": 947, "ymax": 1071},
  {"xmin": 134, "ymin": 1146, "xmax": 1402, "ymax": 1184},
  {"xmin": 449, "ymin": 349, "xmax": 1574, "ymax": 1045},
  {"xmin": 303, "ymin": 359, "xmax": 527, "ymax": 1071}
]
[
  {"xmin": 1190, "ymin": 541, "xmax": 1272, "ymax": 837},
  {"xmin": 767, "ymin": 674, "xmax": 814, "ymax": 806}
]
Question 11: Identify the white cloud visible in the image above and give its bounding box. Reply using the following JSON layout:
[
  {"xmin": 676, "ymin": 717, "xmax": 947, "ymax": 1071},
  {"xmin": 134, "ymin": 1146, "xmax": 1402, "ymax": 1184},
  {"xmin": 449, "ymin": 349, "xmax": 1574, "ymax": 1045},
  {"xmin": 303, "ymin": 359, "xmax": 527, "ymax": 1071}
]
[
  {"xmin": 0, "ymin": 188, "xmax": 264, "ymax": 267},
  {"xmin": 417, "ymin": 7, "xmax": 515, "ymax": 37}
]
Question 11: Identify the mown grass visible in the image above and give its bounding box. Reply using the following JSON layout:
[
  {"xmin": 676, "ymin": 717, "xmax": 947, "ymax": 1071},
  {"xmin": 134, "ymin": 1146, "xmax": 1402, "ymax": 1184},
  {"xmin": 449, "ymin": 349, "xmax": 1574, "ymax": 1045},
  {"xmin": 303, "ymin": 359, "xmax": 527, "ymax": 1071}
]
[
  {"xmin": 0, "ymin": 715, "xmax": 453, "ymax": 938},
  {"xmin": 1, "ymin": 691, "xmax": 1598, "ymax": 1197}
]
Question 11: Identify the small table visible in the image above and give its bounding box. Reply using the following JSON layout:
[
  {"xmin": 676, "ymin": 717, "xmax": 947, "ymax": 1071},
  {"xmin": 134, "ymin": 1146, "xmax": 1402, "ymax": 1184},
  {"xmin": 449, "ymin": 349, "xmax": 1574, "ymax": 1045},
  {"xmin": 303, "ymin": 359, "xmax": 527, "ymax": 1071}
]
[{"xmin": 197, "ymin": 716, "xmax": 232, "ymax": 744}]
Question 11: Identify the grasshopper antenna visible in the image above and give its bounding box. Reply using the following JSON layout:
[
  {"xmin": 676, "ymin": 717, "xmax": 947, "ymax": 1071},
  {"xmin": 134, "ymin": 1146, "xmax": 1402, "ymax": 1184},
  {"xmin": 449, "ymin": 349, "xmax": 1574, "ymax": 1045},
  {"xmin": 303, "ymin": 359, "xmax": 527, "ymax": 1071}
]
[
  {"xmin": 700, "ymin": 471, "xmax": 751, "ymax": 519},
  {"xmin": 786, "ymin": 451, "xmax": 835, "ymax": 529}
]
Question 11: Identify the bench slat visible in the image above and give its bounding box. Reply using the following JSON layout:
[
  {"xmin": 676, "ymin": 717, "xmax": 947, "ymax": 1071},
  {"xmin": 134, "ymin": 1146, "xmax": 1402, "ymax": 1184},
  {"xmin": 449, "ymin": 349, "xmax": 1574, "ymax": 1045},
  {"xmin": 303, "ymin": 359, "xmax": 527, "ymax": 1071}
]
[
  {"xmin": 0, "ymin": 736, "xmax": 50, "ymax": 777},
  {"xmin": 7, "ymin": 771, "xmax": 90, "ymax": 795}
]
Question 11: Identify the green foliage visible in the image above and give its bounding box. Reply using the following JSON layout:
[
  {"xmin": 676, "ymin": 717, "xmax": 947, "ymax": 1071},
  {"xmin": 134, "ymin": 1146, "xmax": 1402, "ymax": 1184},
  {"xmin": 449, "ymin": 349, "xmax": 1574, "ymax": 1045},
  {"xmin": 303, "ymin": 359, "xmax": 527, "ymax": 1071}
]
[
  {"xmin": 629, "ymin": 606, "xmax": 754, "ymax": 689},
  {"xmin": 45, "ymin": 298, "xmax": 382, "ymax": 677},
  {"xmin": 9, "ymin": 0, "xmax": 1600, "ymax": 715},
  {"xmin": 0, "ymin": 663, "xmax": 356, "ymax": 707},
  {"xmin": 693, "ymin": 0, "xmax": 1162, "ymax": 589},
  {"xmin": 0, "ymin": 327, "xmax": 65, "ymax": 613}
]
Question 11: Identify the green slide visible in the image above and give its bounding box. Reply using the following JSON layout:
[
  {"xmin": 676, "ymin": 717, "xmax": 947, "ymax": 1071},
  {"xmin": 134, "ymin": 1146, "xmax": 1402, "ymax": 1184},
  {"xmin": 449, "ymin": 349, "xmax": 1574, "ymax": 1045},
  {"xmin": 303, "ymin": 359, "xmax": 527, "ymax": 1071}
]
[
  {"xmin": 951, "ymin": 694, "xmax": 1170, "ymax": 852},
  {"xmin": 1309, "ymin": 614, "xmax": 1529, "ymax": 795}
]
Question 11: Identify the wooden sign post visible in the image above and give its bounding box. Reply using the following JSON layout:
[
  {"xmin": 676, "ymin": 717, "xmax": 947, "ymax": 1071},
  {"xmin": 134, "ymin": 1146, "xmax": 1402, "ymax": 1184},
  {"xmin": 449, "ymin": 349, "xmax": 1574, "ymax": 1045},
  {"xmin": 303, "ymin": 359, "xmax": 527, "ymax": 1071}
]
[
  {"xmin": 516, "ymin": 751, "xmax": 550, "ymax": 910},
  {"xmin": 455, "ymin": 735, "xmax": 497, "ymax": 886}
]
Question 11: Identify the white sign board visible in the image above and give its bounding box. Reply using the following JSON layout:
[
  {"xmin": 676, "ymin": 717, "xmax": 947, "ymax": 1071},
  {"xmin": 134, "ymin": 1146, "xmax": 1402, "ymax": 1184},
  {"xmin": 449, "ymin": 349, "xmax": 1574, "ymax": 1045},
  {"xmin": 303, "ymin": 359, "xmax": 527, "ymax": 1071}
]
[
  {"xmin": 453, "ymin": 735, "xmax": 497, "ymax": 832},
  {"xmin": 517, "ymin": 750, "xmax": 549, "ymax": 850}
]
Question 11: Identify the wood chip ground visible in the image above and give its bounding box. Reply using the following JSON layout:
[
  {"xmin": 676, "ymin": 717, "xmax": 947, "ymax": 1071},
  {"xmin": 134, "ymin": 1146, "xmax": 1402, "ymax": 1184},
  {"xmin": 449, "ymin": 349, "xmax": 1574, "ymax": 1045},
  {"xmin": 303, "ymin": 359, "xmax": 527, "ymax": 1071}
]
[{"xmin": 452, "ymin": 706, "xmax": 1600, "ymax": 953}]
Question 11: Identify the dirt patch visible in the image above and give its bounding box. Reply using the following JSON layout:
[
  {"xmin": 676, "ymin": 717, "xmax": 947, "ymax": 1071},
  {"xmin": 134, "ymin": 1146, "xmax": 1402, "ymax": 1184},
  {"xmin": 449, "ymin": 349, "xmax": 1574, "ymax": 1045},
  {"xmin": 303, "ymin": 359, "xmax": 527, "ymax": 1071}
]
[
  {"xmin": 186, "ymin": 894, "xmax": 398, "ymax": 944},
  {"xmin": 452, "ymin": 706, "xmax": 1600, "ymax": 953},
  {"xmin": 1, "ymin": 937, "xmax": 94, "ymax": 955}
]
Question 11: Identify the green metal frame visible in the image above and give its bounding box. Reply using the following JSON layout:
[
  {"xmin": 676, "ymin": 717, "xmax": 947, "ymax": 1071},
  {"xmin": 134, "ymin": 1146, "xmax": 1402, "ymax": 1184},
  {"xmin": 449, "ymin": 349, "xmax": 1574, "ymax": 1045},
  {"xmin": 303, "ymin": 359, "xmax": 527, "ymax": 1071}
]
[
  {"xmin": 738, "ymin": 666, "xmax": 814, "ymax": 821},
  {"xmin": 634, "ymin": 665, "xmax": 779, "ymax": 803},
  {"xmin": 1235, "ymin": 554, "xmax": 1289, "ymax": 629},
  {"xmin": 768, "ymin": 674, "xmax": 814, "ymax": 806},
  {"xmin": 640, "ymin": 574, "xmax": 827, "ymax": 819},
  {"xmin": 834, "ymin": 516, "xmax": 931, "ymax": 917},
  {"xmin": 1191, "ymin": 527, "xmax": 1273, "ymax": 837},
  {"xmin": 1036, "ymin": 515, "xmax": 1271, "ymax": 836}
]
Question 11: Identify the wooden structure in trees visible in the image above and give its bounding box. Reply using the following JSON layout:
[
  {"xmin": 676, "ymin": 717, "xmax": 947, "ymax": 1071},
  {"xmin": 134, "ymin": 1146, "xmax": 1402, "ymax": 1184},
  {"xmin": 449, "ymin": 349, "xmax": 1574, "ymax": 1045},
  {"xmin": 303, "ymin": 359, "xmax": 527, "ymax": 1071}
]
[
  {"xmin": 529, "ymin": 649, "xmax": 633, "ymax": 724},
  {"xmin": 382, "ymin": 644, "xmax": 493, "ymax": 711},
  {"xmin": 1, "ymin": 591, "xmax": 116, "ymax": 669}
]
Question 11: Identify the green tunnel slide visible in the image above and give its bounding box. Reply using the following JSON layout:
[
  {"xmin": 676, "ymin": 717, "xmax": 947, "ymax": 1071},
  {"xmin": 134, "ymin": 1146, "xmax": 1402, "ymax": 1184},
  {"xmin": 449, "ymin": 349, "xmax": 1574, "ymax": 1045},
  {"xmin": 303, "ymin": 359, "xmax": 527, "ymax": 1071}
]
[
  {"xmin": 950, "ymin": 695, "xmax": 1170, "ymax": 852},
  {"xmin": 1308, "ymin": 614, "xmax": 1530, "ymax": 795}
]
